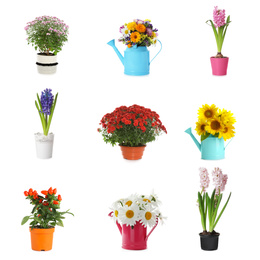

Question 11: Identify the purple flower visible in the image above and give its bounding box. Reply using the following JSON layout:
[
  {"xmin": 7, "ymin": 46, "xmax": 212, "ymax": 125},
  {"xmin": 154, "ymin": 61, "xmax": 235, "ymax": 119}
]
[
  {"xmin": 119, "ymin": 25, "xmax": 124, "ymax": 33},
  {"xmin": 146, "ymin": 28, "xmax": 153, "ymax": 36},
  {"xmin": 40, "ymin": 89, "xmax": 54, "ymax": 115}
]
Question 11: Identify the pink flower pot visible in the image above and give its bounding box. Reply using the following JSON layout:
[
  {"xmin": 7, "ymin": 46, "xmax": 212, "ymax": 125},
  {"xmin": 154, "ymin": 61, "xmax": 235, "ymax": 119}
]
[
  {"xmin": 109, "ymin": 212, "xmax": 158, "ymax": 250},
  {"xmin": 210, "ymin": 57, "xmax": 229, "ymax": 76}
]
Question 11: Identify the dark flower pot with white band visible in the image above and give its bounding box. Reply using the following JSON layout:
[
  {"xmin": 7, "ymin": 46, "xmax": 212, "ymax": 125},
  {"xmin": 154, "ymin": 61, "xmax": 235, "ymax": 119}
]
[{"xmin": 36, "ymin": 53, "xmax": 58, "ymax": 74}]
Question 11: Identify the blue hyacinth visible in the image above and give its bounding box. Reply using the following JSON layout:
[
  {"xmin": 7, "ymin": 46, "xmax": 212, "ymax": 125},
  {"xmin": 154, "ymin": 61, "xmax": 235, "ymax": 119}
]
[{"xmin": 40, "ymin": 89, "xmax": 54, "ymax": 115}]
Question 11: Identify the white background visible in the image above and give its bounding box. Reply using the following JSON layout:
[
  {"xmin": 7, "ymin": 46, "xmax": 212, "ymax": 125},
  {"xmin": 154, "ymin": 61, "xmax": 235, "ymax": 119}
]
[{"xmin": 0, "ymin": 0, "xmax": 259, "ymax": 259}]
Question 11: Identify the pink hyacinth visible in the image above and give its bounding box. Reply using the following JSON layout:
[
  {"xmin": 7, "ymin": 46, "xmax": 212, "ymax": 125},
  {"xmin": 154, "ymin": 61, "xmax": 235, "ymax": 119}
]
[
  {"xmin": 199, "ymin": 167, "xmax": 210, "ymax": 192},
  {"xmin": 213, "ymin": 6, "xmax": 226, "ymax": 27},
  {"xmin": 212, "ymin": 167, "xmax": 228, "ymax": 195}
]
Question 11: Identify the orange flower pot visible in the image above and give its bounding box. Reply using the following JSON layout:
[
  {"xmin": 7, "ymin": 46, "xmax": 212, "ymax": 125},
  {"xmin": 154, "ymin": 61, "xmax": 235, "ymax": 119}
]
[
  {"xmin": 120, "ymin": 146, "xmax": 146, "ymax": 160},
  {"xmin": 30, "ymin": 227, "xmax": 55, "ymax": 251}
]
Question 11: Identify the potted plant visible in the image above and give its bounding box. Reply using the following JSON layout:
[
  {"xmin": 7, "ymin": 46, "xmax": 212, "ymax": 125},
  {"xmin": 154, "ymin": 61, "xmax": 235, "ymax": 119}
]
[
  {"xmin": 25, "ymin": 15, "xmax": 69, "ymax": 74},
  {"xmin": 108, "ymin": 192, "xmax": 166, "ymax": 250},
  {"xmin": 185, "ymin": 104, "xmax": 235, "ymax": 160},
  {"xmin": 206, "ymin": 7, "xmax": 231, "ymax": 75},
  {"xmin": 98, "ymin": 104, "xmax": 167, "ymax": 160},
  {"xmin": 21, "ymin": 187, "xmax": 74, "ymax": 251},
  {"xmin": 197, "ymin": 167, "xmax": 231, "ymax": 250},
  {"xmin": 107, "ymin": 19, "xmax": 162, "ymax": 76},
  {"xmin": 35, "ymin": 89, "xmax": 58, "ymax": 159}
]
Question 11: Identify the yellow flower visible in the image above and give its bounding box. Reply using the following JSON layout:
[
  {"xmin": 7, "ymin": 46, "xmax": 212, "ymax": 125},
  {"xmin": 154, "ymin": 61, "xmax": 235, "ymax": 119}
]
[
  {"xmin": 205, "ymin": 116, "xmax": 224, "ymax": 136},
  {"xmin": 130, "ymin": 32, "xmax": 141, "ymax": 43},
  {"xmin": 144, "ymin": 19, "xmax": 151, "ymax": 22},
  {"xmin": 218, "ymin": 124, "xmax": 235, "ymax": 141},
  {"xmin": 198, "ymin": 104, "xmax": 218, "ymax": 120},
  {"xmin": 219, "ymin": 109, "xmax": 236, "ymax": 125},
  {"xmin": 127, "ymin": 22, "xmax": 137, "ymax": 31},
  {"xmin": 195, "ymin": 119, "xmax": 208, "ymax": 136},
  {"xmin": 136, "ymin": 24, "xmax": 146, "ymax": 33}
]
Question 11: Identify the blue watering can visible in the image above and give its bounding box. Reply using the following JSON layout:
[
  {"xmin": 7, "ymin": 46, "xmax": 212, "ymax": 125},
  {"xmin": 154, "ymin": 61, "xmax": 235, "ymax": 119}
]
[
  {"xmin": 185, "ymin": 127, "xmax": 233, "ymax": 160},
  {"xmin": 107, "ymin": 39, "xmax": 162, "ymax": 76}
]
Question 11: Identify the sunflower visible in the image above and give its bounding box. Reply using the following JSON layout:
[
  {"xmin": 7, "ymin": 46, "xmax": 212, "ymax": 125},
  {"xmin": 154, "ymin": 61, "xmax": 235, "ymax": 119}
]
[
  {"xmin": 198, "ymin": 104, "xmax": 218, "ymax": 120},
  {"xmin": 218, "ymin": 124, "xmax": 235, "ymax": 141},
  {"xmin": 205, "ymin": 116, "xmax": 224, "ymax": 136},
  {"xmin": 219, "ymin": 109, "xmax": 236, "ymax": 125},
  {"xmin": 130, "ymin": 32, "xmax": 141, "ymax": 43},
  {"xmin": 195, "ymin": 119, "xmax": 208, "ymax": 136},
  {"xmin": 136, "ymin": 24, "xmax": 146, "ymax": 33},
  {"xmin": 127, "ymin": 22, "xmax": 136, "ymax": 31}
]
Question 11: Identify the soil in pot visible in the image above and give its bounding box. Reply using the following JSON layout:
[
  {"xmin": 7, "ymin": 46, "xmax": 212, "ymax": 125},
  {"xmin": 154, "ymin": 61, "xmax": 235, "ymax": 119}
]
[
  {"xmin": 120, "ymin": 145, "xmax": 146, "ymax": 160},
  {"xmin": 199, "ymin": 230, "xmax": 220, "ymax": 251},
  {"xmin": 30, "ymin": 226, "xmax": 55, "ymax": 251}
]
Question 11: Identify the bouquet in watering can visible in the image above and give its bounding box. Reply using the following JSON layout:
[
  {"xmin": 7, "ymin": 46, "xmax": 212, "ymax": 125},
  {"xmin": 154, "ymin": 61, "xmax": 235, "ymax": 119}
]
[
  {"xmin": 110, "ymin": 192, "xmax": 166, "ymax": 228},
  {"xmin": 119, "ymin": 19, "xmax": 159, "ymax": 48},
  {"xmin": 195, "ymin": 104, "xmax": 235, "ymax": 141}
]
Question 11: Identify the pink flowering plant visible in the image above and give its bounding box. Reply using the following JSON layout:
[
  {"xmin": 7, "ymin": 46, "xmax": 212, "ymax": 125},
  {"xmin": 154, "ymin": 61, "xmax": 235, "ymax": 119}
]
[
  {"xmin": 206, "ymin": 7, "xmax": 231, "ymax": 58},
  {"xmin": 198, "ymin": 167, "xmax": 231, "ymax": 233},
  {"xmin": 25, "ymin": 16, "xmax": 69, "ymax": 55}
]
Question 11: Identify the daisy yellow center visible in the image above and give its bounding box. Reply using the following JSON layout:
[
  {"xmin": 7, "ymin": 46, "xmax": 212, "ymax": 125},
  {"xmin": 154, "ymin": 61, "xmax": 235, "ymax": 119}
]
[
  {"xmin": 143, "ymin": 198, "xmax": 151, "ymax": 203},
  {"xmin": 125, "ymin": 201, "xmax": 132, "ymax": 207},
  {"xmin": 145, "ymin": 212, "xmax": 152, "ymax": 220},
  {"xmin": 115, "ymin": 210, "xmax": 118, "ymax": 217},
  {"xmin": 125, "ymin": 30, "xmax": 129, "ymax": 34},
  {"xmin": 211, "ymin": 120, "xmax": 221, "ymax": 130},
  {"xmin": 126, "ymin": 210, "xmax": 134, "ymax": 219},
  {"xmin": 204, "ymin": 110, "xmax": 213, "ymax": 118}
]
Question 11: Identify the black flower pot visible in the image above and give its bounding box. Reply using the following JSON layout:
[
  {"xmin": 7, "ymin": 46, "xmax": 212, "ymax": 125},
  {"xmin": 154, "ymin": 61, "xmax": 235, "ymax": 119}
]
[{"xmin": 199, "ymin": 232, "xmax": 220, "ymax": 251}]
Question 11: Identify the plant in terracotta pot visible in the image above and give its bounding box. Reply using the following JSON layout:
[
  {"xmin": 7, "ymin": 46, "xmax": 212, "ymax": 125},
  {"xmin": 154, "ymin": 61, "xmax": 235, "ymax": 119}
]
[
  {"xmin": 197, "ymin": 167, "xmax": 231, "ymax": 251},
  {"xmin": 35, "ymin": 89, "xmax": 58, "ymax": 159},
  {"xmin": 206, "ymin": 7, "xmax": 231, "ymax": 75},
  {"xmin": 25, "ymin": 15, "xmax": 69, "ymax": 74},
  {"xmin": 107, "ymin": 19, "xmax": 162, "ymax": 76},
  {"xmin": 109, "ymin": 192, "xmax": 166, "ymax": 250},
  {"xmin": 185, "ymin": 104, "xmax": 235, "ymax": 160},
  {"xmin": 98, "ymin": 104, "xmax": 167, "ymax": 160},
  {"xmin": 21, "ymin": 187, "xmax": 74, "ymax": 251}
]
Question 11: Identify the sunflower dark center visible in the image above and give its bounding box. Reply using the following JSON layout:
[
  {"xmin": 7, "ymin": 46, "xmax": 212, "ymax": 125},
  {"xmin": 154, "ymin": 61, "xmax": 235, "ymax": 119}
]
[
  {"xmin": 204, "ymin": 110, "xmax": 213, "ymax": 118},
  {"xmin": 211, "ymin": 120, "xmax": 221, "ymax": 130}
]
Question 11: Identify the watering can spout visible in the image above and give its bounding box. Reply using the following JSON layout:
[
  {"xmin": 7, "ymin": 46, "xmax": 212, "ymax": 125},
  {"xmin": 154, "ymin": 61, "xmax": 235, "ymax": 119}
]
[
  {"xmin": 107, "ymin": 39, "xmax": 124, "ymax": 65},
  {"xmin": 185, "ymin": 127, "xmax": 201, "ymax": 151}
]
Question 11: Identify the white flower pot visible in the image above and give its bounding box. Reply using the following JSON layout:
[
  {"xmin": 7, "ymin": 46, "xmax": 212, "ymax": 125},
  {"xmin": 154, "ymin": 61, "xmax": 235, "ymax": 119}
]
[
  {"xmin": 35, "ymin": 133, "xmax": 54, "ymax": 159},
  {"xmin": 36, "ymin": 54, "xmax": 58, "ymax": 74}
]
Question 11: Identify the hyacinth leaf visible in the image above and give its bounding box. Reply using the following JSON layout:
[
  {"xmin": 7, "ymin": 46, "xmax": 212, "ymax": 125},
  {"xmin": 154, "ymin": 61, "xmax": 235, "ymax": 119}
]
[
  {"xmin": 213, "ymin": 192, "xmax": 232, "ymax": 230},
  {"xmin": 35, "ymin": 100, "xmax": 46, "ymax": 133},
  {"xmin": 198, "ymin": 192, "xmax": 206, "ymax": 230},
  {"xmin": 46, "ymin": 93, "xmax": 58, "ymax": 135},
  {"xmin": 206, "ymin": 193, "xmax": 212, "ymax": 226},
  {"xmin": 37, "ymin": 93, "xmax": 42, "ymax": 111},
  {"xmin": 223, "ymin": 16, "xmax": 231, "ymax": 40},
  {"xmin": 206, "ymin": 20, "xmax": 219, "ymax": 50},
  {"xmin": 211, "ymin": 194, "xmax": 223, "ymax": 227}
]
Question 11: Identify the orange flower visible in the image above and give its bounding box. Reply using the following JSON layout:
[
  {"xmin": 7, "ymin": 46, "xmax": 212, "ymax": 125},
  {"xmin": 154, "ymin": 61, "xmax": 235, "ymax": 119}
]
[
  {"xmin": 48, "ymin": 187, "xmax": 53, "ymax": 195},
  {"xmin": 41, "ymin": 190, "xmax": 48, "ymax": 195},
  {"xmin": 130, "ymin": 32, "xmax": 141, "ymax": 43},
  {"xmin": 127, "ymin": 43, "xmax": 132, "ymax": 48},
  {"xmin": 136, "ymin": 24, "xmax": 146, "ymax": 33},
  {"xmin": 53, "ymin": 200, "xmax": 59, "ymax": 205},
  {"xmin": 58, "ymin": 195, "xmax": 62, "ymax": 201},
  {"xmin": 53, "ymin": 188, "xmax": 57, "ymax": 194},
  {"xmin": 24, "ymin": 191, "xmax": 28, "ymax": 196}
]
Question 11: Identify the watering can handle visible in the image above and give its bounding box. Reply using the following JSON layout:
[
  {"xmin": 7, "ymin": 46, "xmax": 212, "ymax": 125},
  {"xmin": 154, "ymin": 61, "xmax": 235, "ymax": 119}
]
[
  {"xmin": 108, "ymin": 211, "xmax": 122, "ymax": 235},
  {"xmin": 145, "ymin": 218, "xmax": 158, "ymax": 242},
  {"xmin": 225, "ymin": 137, "xmax": 233, "ymax": 149},
  {"xmin": 150, "ymin": 40, "xmax": 162, "ymax": 64}
]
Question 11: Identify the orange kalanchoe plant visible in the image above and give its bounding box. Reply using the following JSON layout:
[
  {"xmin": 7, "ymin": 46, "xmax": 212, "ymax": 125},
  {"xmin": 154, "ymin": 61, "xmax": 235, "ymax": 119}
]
[{"xmin": 22, "ymin": 187, "xmax": 74, "ymax": 229}]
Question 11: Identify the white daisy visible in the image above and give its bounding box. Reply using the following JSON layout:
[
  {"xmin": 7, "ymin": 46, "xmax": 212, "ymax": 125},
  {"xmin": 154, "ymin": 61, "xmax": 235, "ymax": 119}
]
[
  {"xmin": 148, "ymin": 191, "xmax": 161, "ymax": 207},
  {"xmin": 123, "ymin": 194, "xmax": 139, "ymax": 207},
  {"xmin": 140, "ymin": 205, "xmax": 157, "ymax": 228},
  {"xmin": 118, "ymin": 204, "xmax": 139, "ymax": 226},
  {"xmin": 121, "ymin": 26, "xmax": 130, "ymax": 36}
]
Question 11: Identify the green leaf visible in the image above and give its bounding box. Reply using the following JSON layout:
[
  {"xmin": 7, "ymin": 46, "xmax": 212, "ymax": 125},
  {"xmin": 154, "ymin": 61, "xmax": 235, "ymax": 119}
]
[
  {"xmin": 56, "ymin": 219, "xmax": 64, "ymax": 227},
  {"xmin": 206, "ymin": 20, "xmax": 219, "ymax": 50},
  {"xmin": 21, "ymin": 216, "xmax": 30, "ymax": 225},
  {"xmin": 201, "ymin": 132, "xmax": 210, "ymax": 142}
]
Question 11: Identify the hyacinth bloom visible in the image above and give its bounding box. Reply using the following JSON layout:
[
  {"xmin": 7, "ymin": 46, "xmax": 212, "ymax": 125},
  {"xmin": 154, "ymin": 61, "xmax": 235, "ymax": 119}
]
[
  {"xmin": 197, "ymin": 167, "xmax": 231, "ymax": 232},
  {"xmin": 206, "ymin": 7, "xmax": 231, "ymax": 57},
  {"xmin": 35, "ymin": 89, "xmax": 58, "ymax": 136}
]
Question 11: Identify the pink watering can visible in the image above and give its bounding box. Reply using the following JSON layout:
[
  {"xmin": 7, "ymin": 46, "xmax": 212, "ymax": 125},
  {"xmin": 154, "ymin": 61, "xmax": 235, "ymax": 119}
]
[{"xmin": 108, "ymin": 212, "xmax": 158, "ymax": 250}]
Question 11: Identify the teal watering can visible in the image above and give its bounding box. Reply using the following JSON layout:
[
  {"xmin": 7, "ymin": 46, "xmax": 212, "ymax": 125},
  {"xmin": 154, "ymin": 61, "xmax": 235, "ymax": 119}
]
[
  {"xmin": 185, "ymin": 127, "xmax": 233, "ymax": 160},
  {"xmin": 107, "ymin": 39, "xmax": 162, "ymax": 76}
]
